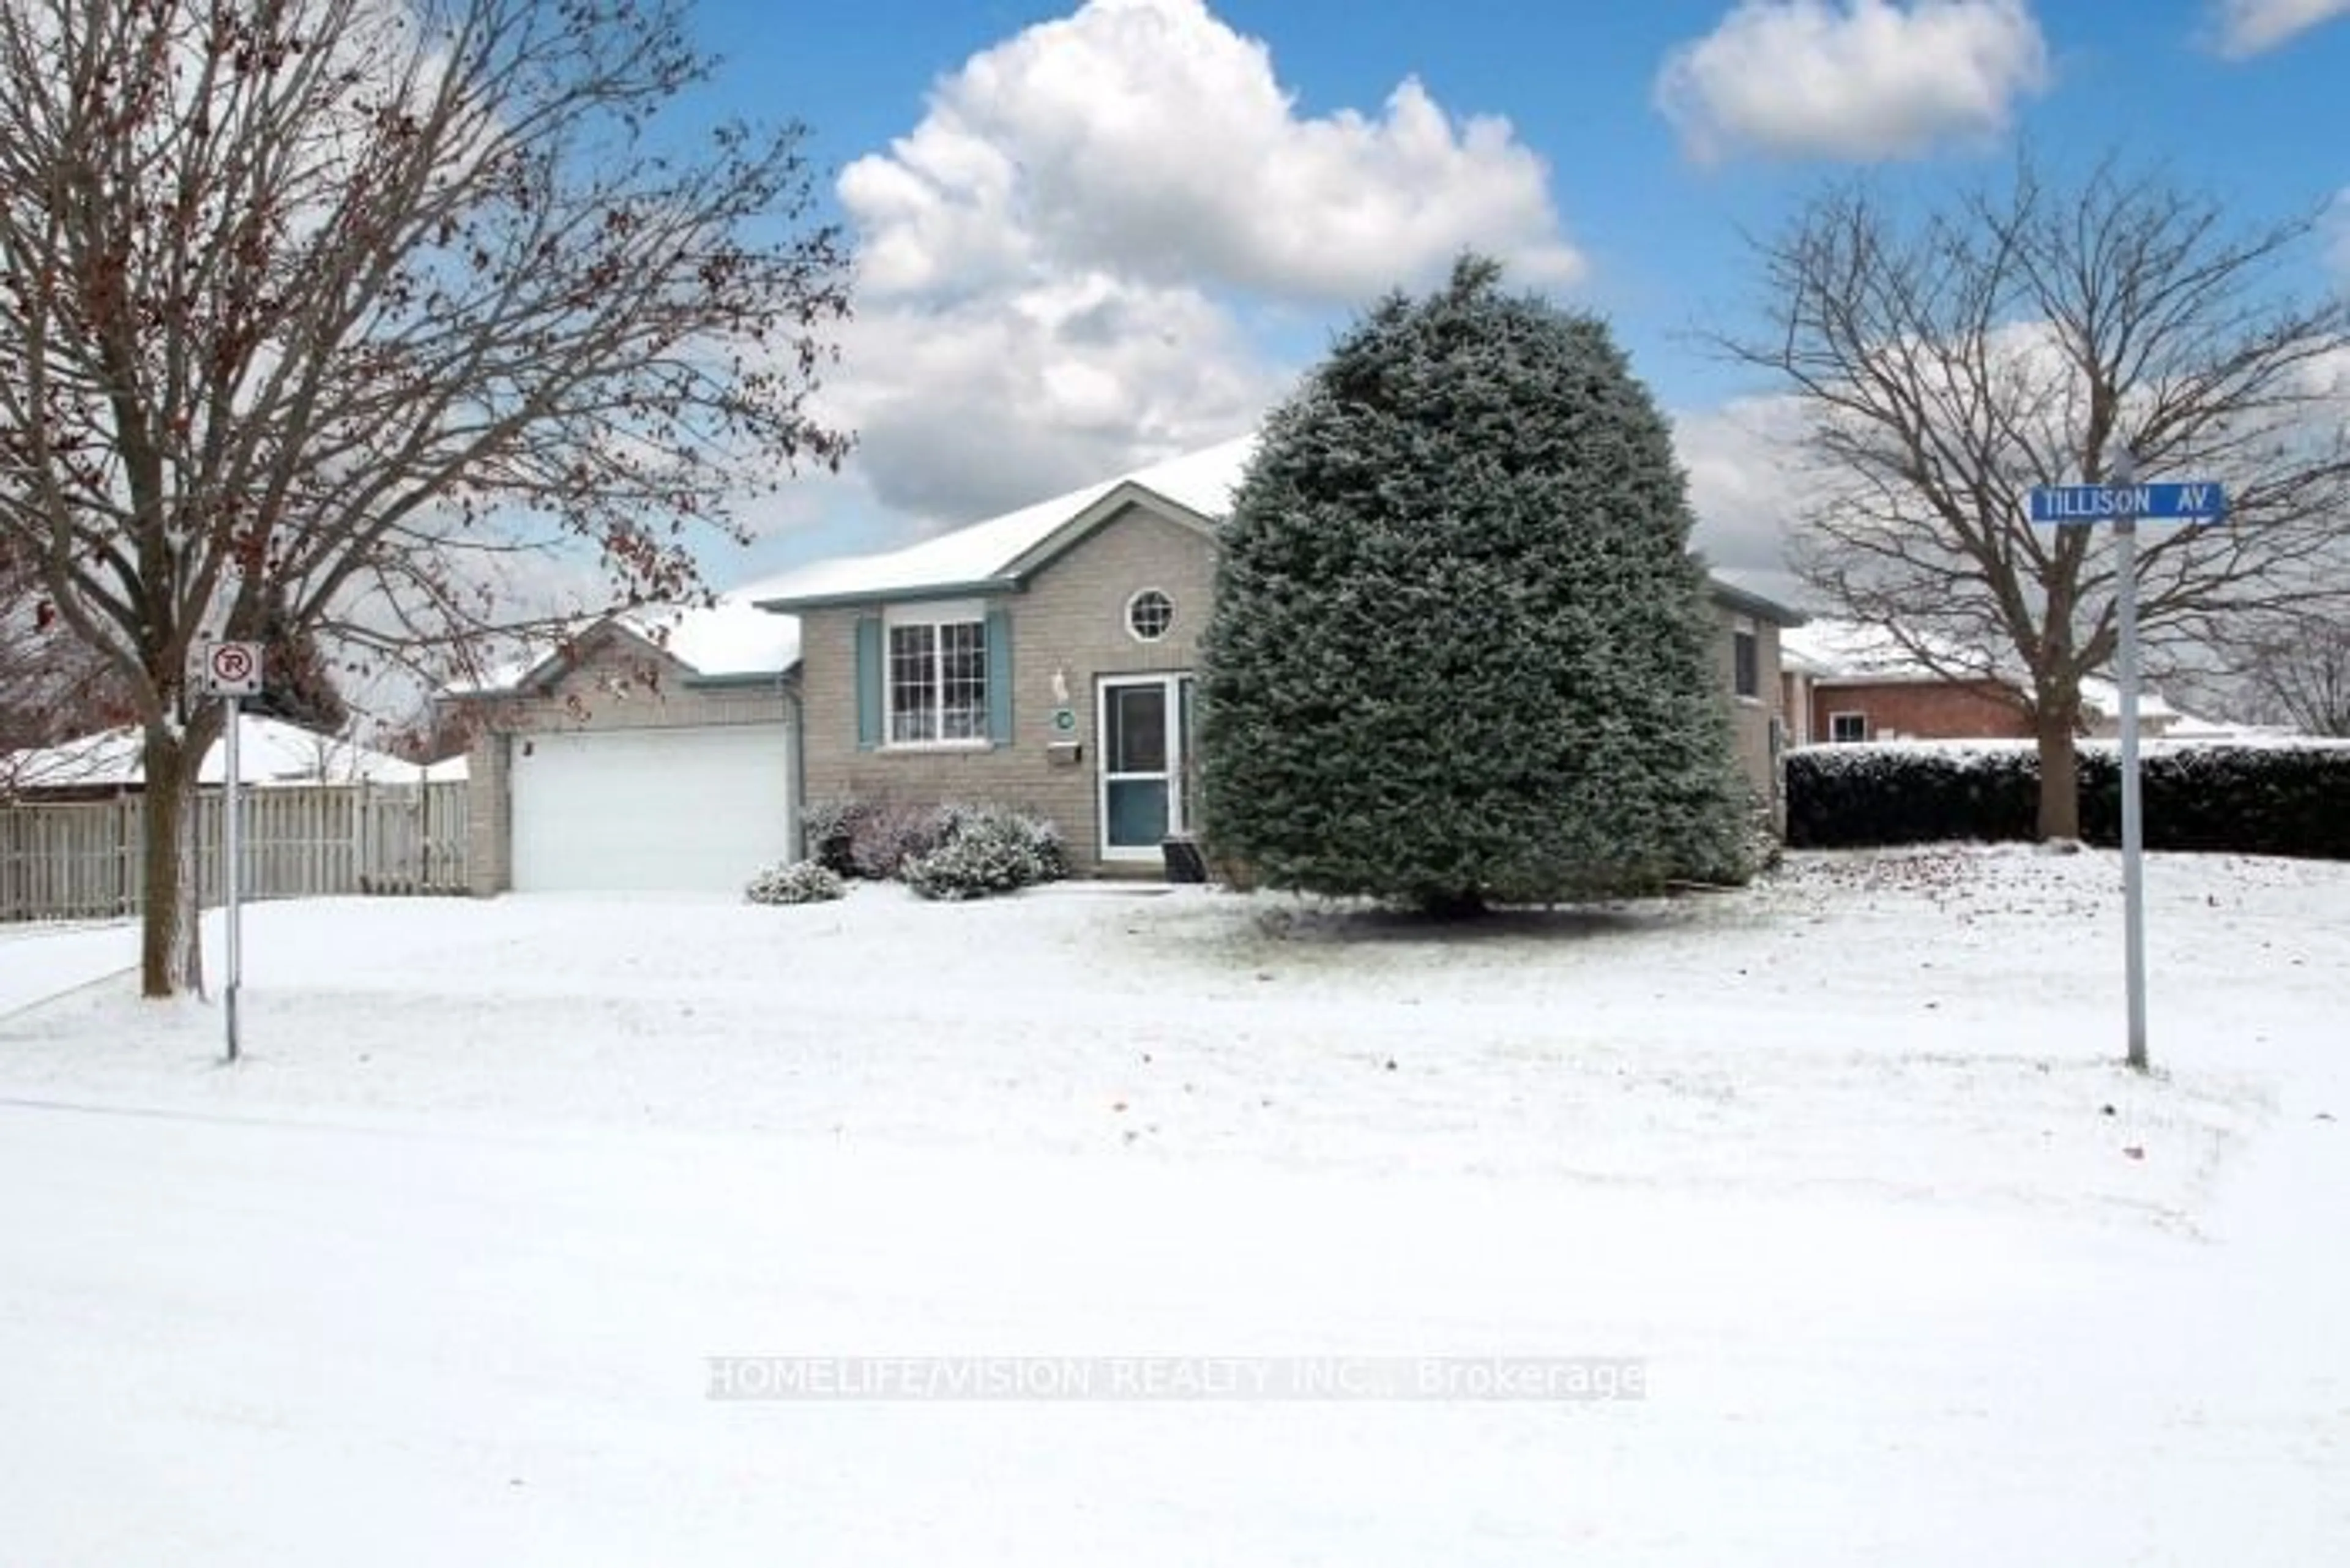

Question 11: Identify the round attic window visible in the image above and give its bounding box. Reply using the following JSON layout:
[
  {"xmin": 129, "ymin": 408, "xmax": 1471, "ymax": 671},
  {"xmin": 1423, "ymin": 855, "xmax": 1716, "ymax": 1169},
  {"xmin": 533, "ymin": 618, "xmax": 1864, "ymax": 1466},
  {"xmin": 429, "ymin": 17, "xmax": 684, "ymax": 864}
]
[{"xmin": 1126, "ymin": 588, "xmax": 1174, "ymax": 643}]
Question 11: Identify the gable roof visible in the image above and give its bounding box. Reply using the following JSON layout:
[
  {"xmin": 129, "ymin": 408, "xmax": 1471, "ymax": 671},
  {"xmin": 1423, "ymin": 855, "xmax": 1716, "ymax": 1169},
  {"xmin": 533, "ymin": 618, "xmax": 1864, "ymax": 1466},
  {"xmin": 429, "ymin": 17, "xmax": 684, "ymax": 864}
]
[
  {"xmin": 748, "ymin": 433, "xmax": 1807, "ymax": 627},
  {"xmin": 442, "ymin": 594, "xmax": 804, "ymax": 699},
  {"xmin": 746, "ymin": 438, "xmax": 1254, "ymax": 610}
]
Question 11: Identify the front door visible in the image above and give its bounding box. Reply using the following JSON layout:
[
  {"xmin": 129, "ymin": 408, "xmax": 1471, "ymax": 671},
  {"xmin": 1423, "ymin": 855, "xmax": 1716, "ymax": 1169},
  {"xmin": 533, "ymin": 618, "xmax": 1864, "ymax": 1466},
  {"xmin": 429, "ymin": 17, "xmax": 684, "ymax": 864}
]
[{"xmin": 1099, "ymin": 674, "xmax": 1193, "ymax": 862}]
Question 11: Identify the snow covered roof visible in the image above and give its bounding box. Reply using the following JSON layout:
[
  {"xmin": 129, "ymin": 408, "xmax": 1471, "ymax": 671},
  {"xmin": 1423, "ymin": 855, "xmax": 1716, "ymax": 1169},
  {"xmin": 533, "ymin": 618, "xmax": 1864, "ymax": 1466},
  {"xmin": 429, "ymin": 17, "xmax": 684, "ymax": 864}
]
[
  {"xmin": 1781, "ymin": 619, "xmax": 1994, "ymax": 684},
  {"xmin": 748, "ymin": 433, "xmax": 1805, "ymax": 625},
  {"xmin": 0, "ymin": 715, "xmax": 464, "ymax": 795},
  {"xmin": 745, "ymin": 436, "xmax": 1256, "ymax": 609},
  {"xmin": 2078, "ymin": 675, "xmax": 2179, "ymax": 723},
  {"xmin": 444, "ymin": 592, "xmax": 805, "ymax": 698},
  {"xmin": 625, "ymin": 599, "xmax": 802, "ymax": 681},
  {"xmin": 1785, "ymin": 618, "xmax": 2248, "ymax": 731}
]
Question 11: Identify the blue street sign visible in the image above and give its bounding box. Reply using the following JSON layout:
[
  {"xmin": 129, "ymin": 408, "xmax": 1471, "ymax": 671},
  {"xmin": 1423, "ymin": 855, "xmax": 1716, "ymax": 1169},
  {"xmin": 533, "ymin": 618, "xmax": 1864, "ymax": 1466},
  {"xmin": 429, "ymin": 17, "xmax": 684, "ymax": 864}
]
[{"xmin": 2027, "ymin": 481, "xmax": 2227, "ymax": 525}]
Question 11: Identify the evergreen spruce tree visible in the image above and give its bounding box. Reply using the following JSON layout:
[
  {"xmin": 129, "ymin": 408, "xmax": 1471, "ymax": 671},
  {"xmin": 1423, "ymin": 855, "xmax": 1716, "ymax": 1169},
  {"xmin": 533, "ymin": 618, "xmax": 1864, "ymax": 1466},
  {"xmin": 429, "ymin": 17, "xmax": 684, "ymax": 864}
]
[{"xmin": 1197, "ymin": 256, "xmax": 1752, "ymax": 913}]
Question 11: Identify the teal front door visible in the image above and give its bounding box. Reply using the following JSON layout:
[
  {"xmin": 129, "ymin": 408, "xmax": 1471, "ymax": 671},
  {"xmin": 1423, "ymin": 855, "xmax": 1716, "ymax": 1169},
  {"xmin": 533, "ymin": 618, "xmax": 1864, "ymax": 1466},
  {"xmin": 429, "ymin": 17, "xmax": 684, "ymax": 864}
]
[{"xmin": 1099, "ymin": 674, "xmax": 1192, "ymax": 862}]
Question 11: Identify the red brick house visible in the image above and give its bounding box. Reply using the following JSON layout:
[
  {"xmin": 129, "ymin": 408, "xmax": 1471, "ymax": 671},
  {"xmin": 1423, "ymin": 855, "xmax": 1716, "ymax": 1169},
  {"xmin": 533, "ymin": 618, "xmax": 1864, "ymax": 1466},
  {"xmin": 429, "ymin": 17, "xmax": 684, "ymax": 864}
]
[{"xmin": 1780, "ymin": 620, "xmax": 2203, "ymax": 745}]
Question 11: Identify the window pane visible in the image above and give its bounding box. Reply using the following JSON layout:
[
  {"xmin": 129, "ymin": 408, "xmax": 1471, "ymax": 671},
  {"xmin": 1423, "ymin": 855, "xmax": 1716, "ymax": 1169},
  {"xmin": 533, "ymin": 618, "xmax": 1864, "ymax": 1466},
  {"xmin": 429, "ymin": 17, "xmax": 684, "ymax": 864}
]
[
  {"xmin": 1127, "ymin": 589, "xmax": 1174, "ymax": 642},
  {"xmin": 938, "ymin": 621, "xmax": 988, "ymax": 739},
  {"xmin": 1106, "ymin": 778, "xmax": 1169, "ymax": 847},
  {"xmin": 889, "ymin": 624, "xmax": 936, "ymax": 744},
  {"xmin": 1734, "ymin": 631, "xmax": 1758, "ymax": 698},
  {"xmin": 1107, "ymin": 685, "xmax": 1167, "ymax": 774}
]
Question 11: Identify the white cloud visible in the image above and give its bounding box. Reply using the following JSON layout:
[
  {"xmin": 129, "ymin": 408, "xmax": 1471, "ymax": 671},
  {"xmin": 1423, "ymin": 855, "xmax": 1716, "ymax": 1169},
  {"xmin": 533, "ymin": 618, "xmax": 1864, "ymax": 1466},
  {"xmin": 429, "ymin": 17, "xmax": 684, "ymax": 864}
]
[
  {"xmin": 842, "ymin": 0, "xmax": 1580, "ymax": 306},
  {"xmin": 826, "ymin": 0, "xmax": 1583, "ymax": 528},
  {"xmin": 829, "ymin": 272, "xmax": 1283, "ymax": 525},
  {"xmin": 1673, "ymin": 400, "xmax": 1815, "ymax": 608},
  {"xmin": 1655, "ymin": 0, "xmax": 2051, "ymax": 164},
  {"xmin": 2209, "ymin": 0, "xmax": 2350, "ymax": 56}
]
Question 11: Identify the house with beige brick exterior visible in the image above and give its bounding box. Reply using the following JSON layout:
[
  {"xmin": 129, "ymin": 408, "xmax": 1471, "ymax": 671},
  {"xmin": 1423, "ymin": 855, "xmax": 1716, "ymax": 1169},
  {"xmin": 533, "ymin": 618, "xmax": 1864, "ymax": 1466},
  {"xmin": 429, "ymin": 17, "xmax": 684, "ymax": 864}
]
[
  {"xmin": 449, "ymin": 437, "xmax": 1805, "ymax": 892},
  {"xmin": 755, "ymin": 438, "xmax": 1805, "ymax": 877}
]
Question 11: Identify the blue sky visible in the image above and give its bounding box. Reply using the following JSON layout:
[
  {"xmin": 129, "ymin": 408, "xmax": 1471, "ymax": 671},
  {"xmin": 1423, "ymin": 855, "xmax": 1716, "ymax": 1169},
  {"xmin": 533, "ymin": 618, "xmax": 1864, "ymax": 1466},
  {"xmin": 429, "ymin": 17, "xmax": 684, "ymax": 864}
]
[{"xmin": 667, "ymin": 0, "xmax": 2350, "ymax": 595}]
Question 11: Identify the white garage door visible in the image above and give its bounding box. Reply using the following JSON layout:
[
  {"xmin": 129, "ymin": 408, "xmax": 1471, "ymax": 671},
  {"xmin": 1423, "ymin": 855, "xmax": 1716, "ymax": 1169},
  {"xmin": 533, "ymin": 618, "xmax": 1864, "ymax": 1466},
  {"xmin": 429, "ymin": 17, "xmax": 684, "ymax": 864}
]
[{"xmin": 510, "ymin": 723, "xmax": 794, "ymax": 892}]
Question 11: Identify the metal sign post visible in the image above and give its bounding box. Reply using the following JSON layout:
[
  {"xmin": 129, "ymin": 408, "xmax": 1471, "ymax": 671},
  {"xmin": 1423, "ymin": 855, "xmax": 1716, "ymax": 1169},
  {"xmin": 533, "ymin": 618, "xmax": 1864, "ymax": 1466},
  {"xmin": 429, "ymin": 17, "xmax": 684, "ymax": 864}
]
[
  {"xmin": 2027, "ymin": 464, "xmax": 2225, "ymax": 1073},
  {"xmin": 2113, "ymin": 477, "xmax": 2147, "ymax": 1073},
  {"xmin": 223, "ymin": 692, "xmax": 243, "ymax": 1062},
  {"xmin": 200, "ymin": 641, "xmax": 263, "ymax": 1063}
]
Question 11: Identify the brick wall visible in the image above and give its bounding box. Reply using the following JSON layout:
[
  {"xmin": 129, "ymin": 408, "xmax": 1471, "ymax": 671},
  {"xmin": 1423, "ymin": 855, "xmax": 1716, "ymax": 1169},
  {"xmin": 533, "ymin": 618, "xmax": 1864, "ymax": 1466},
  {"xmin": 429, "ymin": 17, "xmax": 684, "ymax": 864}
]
[
  {"xmin": 1807, "ymin": 679, "xmax": 2027, "ymax": 744},
  {"xmin": 797, "ymin": 502, "xmax": 1217, "ymax": 873}
]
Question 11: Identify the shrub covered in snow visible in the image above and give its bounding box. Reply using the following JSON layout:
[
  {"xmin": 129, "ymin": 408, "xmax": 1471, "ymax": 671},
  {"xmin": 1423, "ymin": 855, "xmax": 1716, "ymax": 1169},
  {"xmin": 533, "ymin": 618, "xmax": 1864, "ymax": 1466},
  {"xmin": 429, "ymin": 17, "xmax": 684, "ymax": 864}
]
[
  {"xmin": 804, "ymin": 797, "xmax": 1068, "ymax": 897},
  {"xmin": 903, "ymin": 804, "xmax": 1068, "ymax": 900},
  {"xmin": 799, "ymin": 799, "xmax": 870, "ymax": 878},
  {"xmin": 852, "ymin": 802, "xmax": 957, "ymax": 880},
  {"xmin": 1197, "ymin": 255, "xmax": 1753, "ymax": 912},
  {"xmin": 801, "ymin": 797, "xmax": 953, "ymax": 880},
  {"xmin": 744, "ymin": 858, "xmax": 846, "ymax": 905},
  {"xmin": 1788, "ymin": 739, "xmax": 2350, "ymax": 859}
]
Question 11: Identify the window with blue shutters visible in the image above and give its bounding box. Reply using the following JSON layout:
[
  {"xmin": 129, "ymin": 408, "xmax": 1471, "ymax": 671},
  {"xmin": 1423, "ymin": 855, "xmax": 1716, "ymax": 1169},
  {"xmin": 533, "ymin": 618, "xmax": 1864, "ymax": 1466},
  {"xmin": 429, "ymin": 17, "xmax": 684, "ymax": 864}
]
[{"xmin": 862, "ymin": 601, "xmax": 1007, "ymax": 747}]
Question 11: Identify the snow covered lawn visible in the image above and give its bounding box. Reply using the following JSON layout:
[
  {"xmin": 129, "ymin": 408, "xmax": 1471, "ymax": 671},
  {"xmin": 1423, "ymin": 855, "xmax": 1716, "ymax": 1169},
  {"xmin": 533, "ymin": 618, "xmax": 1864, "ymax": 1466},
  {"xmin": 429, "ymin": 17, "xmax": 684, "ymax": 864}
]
[{"xmin": 1, "ymin": 846, "xmax": 2343, "ymax": 1564}]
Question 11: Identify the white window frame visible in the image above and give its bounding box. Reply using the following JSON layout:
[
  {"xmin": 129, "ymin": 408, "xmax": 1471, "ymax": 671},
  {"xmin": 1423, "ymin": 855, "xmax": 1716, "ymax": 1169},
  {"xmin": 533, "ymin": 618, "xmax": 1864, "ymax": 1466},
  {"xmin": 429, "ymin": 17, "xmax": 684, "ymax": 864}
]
[
  {"xmin": 1125, "ymin": 587, "xmax": 1175, "ymax": 644},
  {"xmin": 883, "ymin": 599, "xmax": 990, "ymax": 750},
  {"xmin": 1829, "ymin": 711, "xmax": 1868, "ymax": 744}
]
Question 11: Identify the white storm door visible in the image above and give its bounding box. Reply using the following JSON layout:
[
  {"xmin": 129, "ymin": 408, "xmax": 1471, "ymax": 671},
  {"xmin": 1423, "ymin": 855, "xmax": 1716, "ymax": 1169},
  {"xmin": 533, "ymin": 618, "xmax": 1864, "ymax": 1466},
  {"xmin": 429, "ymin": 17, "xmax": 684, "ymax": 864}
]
[{"xmin": 1098, "ymin": 675, "xmax": 1192, "ymax": 861}]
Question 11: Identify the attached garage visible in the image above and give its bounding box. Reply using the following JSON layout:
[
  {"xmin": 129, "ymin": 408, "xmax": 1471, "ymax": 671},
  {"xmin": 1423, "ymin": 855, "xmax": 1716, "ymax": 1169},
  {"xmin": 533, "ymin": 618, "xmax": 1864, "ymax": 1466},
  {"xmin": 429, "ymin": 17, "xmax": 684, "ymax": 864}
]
[
  {"xmin": 447, "ymin": 600, "xmax": 805, "ymax": 897},
  {"xmin": 509, "ymin": 722, "xmax": 795, "ymax": 893}
]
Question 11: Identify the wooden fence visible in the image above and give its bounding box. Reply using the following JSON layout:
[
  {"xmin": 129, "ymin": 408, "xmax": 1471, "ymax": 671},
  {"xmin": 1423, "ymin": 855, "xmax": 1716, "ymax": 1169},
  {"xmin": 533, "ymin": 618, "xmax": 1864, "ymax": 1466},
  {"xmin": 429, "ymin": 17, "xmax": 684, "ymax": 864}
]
[{"xmin": 0, "ymin": 781, "xmax": 469, "ymax": 922}]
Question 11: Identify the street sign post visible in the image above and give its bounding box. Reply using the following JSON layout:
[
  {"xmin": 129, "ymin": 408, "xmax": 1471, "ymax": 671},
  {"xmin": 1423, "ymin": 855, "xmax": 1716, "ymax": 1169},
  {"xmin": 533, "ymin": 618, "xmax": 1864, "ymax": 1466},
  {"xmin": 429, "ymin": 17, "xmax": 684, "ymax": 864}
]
[
  {"xmin": 198, "ymin": 641, "xmax": 264, "ymax": 1062},
  {"xmin": 2027, "ymin": 469, "xmax": 2226, "ymax": 1072}
]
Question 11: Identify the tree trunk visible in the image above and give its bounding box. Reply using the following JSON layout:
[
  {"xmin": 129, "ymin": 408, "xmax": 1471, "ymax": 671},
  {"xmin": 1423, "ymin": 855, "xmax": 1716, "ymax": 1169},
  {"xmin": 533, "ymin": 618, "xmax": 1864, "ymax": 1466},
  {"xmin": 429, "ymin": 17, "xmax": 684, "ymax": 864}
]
[
  {"xmin": 138, "ymin": 730, "xmax": 205, "ymax": 998},
  {"xmin": 2033, "ymin": 706, "xmax": 2081, "ymax": 842}
]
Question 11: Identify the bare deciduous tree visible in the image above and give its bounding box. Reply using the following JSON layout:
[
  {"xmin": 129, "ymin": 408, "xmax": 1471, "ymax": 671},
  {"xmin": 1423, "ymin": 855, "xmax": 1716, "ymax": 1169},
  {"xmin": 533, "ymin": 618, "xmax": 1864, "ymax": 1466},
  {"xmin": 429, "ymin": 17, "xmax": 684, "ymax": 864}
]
[
  {"xmin": 0, "ymin": 536, "xmax": 127, "ymax": 774},
  {"xmin": 0, "ymin": 0, "xmax": 852, "ymax": 994},
  {"xmin": 1720, "ymin": 152, "xmax": 2350, "ymax": 838},
  {"xmin": 2236, "ymin": 612, "xmax": 2350, "ymax": 736}
]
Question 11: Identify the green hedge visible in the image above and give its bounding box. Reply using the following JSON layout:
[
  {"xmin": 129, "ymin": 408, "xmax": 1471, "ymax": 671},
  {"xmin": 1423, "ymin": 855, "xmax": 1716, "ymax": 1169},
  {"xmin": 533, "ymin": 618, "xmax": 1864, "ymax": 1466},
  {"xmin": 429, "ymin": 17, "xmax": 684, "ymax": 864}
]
[{"xmin": 1786, "ymin": 740, "xmax": 2350, "ymax": 859}]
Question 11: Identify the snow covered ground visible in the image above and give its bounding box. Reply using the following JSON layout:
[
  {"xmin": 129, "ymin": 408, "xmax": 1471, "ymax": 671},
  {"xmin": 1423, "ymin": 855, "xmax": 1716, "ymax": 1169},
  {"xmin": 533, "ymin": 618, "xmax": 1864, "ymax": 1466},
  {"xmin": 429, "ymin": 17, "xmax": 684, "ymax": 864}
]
[{"xmin": 1, "ymin": 845, "xmax": 2343, "ymax": 1564}]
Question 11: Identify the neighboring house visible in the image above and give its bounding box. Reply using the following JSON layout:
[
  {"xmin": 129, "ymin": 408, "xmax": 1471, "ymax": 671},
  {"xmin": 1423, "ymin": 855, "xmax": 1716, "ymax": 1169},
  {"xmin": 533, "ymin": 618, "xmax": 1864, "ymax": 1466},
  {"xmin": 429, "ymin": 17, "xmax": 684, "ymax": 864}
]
[
  {"xmin": 1782, "ymin": 619, "xmax": 2220, "ymax": 745},
  {"xmin": 0, "ymin": 714, "xmax": 460, "ymax": 802},
  {"xmin": 750, "ymin": 437, "xmax": 1806, "ymax": 877},
  {"xmin": 444, "ymin": 600, "xmax": 801, "ymax": 894}
]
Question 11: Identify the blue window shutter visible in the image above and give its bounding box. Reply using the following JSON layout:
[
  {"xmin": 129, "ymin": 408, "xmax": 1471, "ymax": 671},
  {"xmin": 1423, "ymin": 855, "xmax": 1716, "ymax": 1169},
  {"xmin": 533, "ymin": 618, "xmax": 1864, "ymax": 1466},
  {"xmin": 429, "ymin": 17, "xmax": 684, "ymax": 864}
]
[
  {"xmin": 986, "ymin": 609, "xmax": 1013, "ymax": 746},
  {"xmin": 855, "ymin": 616, "xmax": 882, "ymax": 750}
]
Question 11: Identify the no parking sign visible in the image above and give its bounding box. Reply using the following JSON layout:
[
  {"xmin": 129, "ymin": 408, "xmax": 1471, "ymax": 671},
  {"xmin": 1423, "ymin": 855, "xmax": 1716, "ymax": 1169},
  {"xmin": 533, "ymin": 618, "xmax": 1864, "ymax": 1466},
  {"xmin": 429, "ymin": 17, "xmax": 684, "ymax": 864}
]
[
  {"xmin": 200, "ymin": 640, "xmax": 264, "ymax": 697},
  {"xmin": 197, "ymin": 639, "xmax": 265, "ymax": 1062}
]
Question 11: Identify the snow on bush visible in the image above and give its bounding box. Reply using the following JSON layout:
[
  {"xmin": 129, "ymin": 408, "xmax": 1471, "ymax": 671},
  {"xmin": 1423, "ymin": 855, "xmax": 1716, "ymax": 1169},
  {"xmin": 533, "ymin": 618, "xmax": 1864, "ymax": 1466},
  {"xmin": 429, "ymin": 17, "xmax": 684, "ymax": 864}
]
[
  {"xmin": 744, "ymin": 858, "xmax": 846, "ymax": 905},
  {"xmin": 903, "ymin": 805, "xmax": 1068, "ymax": 900},
  {"xmin": 804, "ymin": 797, "xmax": 1068, "ymax": 898},
  {"xmin": 1788, "ymin": 737, "xmax": 2350, "ymax": 858},
  {"xmin": 799, "ymin": 798, "xmax": 869, "ymax": 878},
  {"xmin": 800, "ymin": 798, "xmax": 951, "ymax": 880}
]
